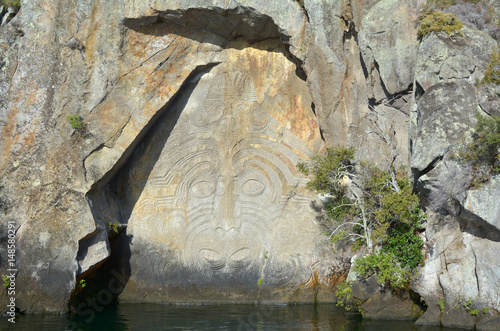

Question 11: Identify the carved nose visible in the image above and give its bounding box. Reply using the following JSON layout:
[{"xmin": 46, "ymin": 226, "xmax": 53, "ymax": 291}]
[
  {"xmin": 214, "ymin": 177, "xmax": 241, "ymax": 231},
  {"xmin": 216, "ymin": 214, "xmax": 241, "ymax": 231}
]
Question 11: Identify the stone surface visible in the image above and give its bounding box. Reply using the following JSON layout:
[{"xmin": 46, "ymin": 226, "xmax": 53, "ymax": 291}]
[
  {"xmin": 91, "ymin": 38, "xmax": 331, "ymax": 303},
  {"xmin": 0, "ymin": 0, "xmax": 498, "ymax": 324},
  {"xmin": 409, "ymin": 12, "xmax": 500, "ymax": 327},
  {"xmin": 441, "ymin": 307, "xmax": 478, "ymax": 329},
  {"xmin": 477, "ymin": 316, "xmax": 500, "ymax": 331},
  {"xmin": 0, "ymin": 0, "xmax": 342, "ymax": 312},
  {"xmin": 358, "ymin": 290, "xmax": 424, "ymax": 320},
  {"xmin": 414, "ymin": 27, "xmax": 496, "ymax": 91},
  {"xmin": 411, "ymin": 81, "xmax": 478, "ymax": 174},
  {"xmin": 461, "ymin": 175, "xmax": 500, "ymax": 231},
  {"xmin": 478, "ymin": 83, "xmax": 500, "ymax": 117},
  {"xmin": 358, "ymin": 0, "xmax": 421, "ymax": 96}
]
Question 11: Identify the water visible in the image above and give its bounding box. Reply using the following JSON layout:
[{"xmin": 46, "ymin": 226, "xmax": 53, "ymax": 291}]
[{"xmin": 0, "ymin": 304, "xmax": 451, "ymax": 330}]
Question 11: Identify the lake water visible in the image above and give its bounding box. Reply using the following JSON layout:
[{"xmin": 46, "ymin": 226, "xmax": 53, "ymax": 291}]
[{"xmin": 0, "ymin": 303, "xmax": 451, "ymax": 330}]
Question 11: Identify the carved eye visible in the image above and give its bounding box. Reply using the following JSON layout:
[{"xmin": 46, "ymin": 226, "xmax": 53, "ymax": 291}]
[
  {"xmin": 229, "ymin": 247, "xmax": 251, "ymax": 262},
  {"xmin": 199, "ymin": 249, "xmax": 225, "ymax": 270},
  {"xmin": 190, "ymin": 180, "xmax": 216, "ymax": 198},
  {"xmin": 200, "ymin": 249, "xmax": 222, "ymax": 262},
  {"xmin": 241, "ymin": 179, "xmax": 265, "ymax": 196}
]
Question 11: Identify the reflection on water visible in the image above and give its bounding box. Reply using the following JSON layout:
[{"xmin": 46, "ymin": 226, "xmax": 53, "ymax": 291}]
[{"xmin": 0, "ymin": 303, "xmax": 451, "ymax": 331}]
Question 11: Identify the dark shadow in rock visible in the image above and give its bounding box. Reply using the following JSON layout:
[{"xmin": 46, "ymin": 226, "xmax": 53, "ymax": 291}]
[
  {"xmin": 457, "ymin": 200, "xmax": 500, "ymax": 242},
  {"xmin": 70, "ymin": 230, "xmax": 133, "ymax": 310},
  {"xmin": 80, "ymin": 64, "xmax": 218, "ymax": 309},
  {"xmin": 122, "ymin": 7, "xmax": 307, "ymax": 81},
  {"xmin": 87, "ymin": 63, "xmax": 218, "ymax": 225}
]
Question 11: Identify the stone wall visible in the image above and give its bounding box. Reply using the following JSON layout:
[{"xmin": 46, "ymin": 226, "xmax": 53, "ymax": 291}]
[{"xmin": 0, "ymin": 1, "xmax": 499, "ymax": 328}]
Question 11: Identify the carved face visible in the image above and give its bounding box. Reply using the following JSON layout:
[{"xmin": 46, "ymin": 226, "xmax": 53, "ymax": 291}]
[{"xmin": 126, "ymin": 70, "xmax": 318, "ymax": 283}]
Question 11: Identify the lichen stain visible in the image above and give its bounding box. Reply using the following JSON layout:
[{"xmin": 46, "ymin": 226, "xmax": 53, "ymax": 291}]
[{"xmin": 0, "ymin": 107, "xmax": 19, "ymax": 172}]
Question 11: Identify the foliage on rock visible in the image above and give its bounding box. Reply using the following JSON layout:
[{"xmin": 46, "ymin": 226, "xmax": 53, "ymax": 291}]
[
  {"xmin": 478, "ymin": 48, "xmax": 500, "ymax": 86},
  {"xmin": 418, "ymin": 10, "xmax": 464, "ymax": 39},
  {"xmin": 1, "ymin": 0, "xmax": 21, "ymax": 10},
  {"xmin": 335, "ymin": 279, "xmax": 353, "ymax": 308},
  {"xmin": 66, "ymin": 115, "xmax": 84, "ymax": 130},
  {"xmin": 107, "ymin": 221, "xmax": 121, "ymax": 235},
  {"xmin": 2, "ymin": 275, "xmax": 9, "ymax": 289},
  {"xmin": 457, "ymin": 113, "xmax": 500, "ymax": 187},
  {"xmin": 422, "ymin": 0, "xmax": 500, "ymax": 41},
  {"xmin": 298, "ymin": 146, "xmax": 425, "ymax": 291}
]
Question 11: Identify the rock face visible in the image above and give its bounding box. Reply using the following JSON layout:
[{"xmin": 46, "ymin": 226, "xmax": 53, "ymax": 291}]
[
  {"xmin": 0, "ymin": 0, "xmax": 340, "ymax": 312},
  {"xmin": 91, "ymin": 37, "xmax": 328, "ymax": 303},
  {"xmin": 410, "ymin": 12, "xmax": 500, "ymax": 329},
  {"xmin": 0, "ymin": 0, "xmax": 499, "ymax": 327},
  {"xmin": 352, "ymin": 275, "xmax": 425, "ymax": 320}
]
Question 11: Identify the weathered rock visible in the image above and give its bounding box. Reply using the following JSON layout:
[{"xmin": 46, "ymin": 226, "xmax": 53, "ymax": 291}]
[
  {"xmin": 414, "ymin": 26, "xmax": 496, "ymax": 91},
  {"xmin": 304, "ymin": 0, "xmax": 413, "ymax": 168},
  {"xmin": 411, "ymin": 81, "xmax": 478, "ymax": 174},
  {"xmin": 478, "ymin": 83, "xmax": 500, "ymax": 117},
  {"xmin": 90, "ymin": 36, "xmax": 331, "ymax": 304},
  {"xmin": 358, "ymin": 0, "xmax": 422, "ymax": 97},
  {"xmin": 477, "ymin": 316, "xmax": 500, "ymax": 331},
  {"xmin": 76, "ymin": 229, "xmax": 110, "ymax": 275},
  {"xmin": 351, "ymin": 275, "xmax": 381, "ymax": 302},
  {"xmin": 409, "ymin": 15, "xmax": 500, "ymax": 328},
  {"xmin": 358, "ymin": 289, "xmax": 424, "ymax": 320},
  {"xmin": 461, "ymin": 175, "xmax": 500, "ymax": 232},
  {"xmin": 0, "ymin": 0, "xmax": 343, "ymax": 312},
  {"xmin": 441, "ymin": 307, "xmax": 477, "ymax": 329},
  {"xmin": 0, "ymin": 0, "xmax": 497, "ymax": 323},
  {"xmin": 351, "ymin": 275, "xmax": 425, "ymax": 320}
]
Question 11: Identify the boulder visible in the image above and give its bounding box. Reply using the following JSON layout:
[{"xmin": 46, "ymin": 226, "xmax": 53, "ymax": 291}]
[
  {"xmin": 358, "ymin": 0, "xmax": 422, "ymax": 97},
  {"xmin": 461, "ymin": 175, "xmax": 500, "ymax": 232}
]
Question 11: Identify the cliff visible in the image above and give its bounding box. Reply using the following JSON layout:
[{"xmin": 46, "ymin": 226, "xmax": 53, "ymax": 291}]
[{"xmin": 0, "ymin": 0, "xmax": 498, "ymax": 329}]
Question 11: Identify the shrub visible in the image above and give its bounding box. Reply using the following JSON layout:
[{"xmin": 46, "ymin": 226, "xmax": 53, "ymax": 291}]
[
  {"xmin": 1, "ymin": 0, "xmax": 21, "ymax": 10},
  {"xmin": 418, "ymin": 10, "xmax": 464, "ymax": 39},
  {"xmin": 299, "ymin": 146, "xmax": 355, "ymax": 195},
  {"xmin": 463, "ymin": 297, "xmax": 473, "ymax": 311},
  {"xmin": 353, "ymin": 253, "xmax": 412, "ymax": 290},
  {"xmin": 299, "ymin": 146, "xmax": 425, "ymax": 291},
  {"xmin": 66, "ymin": 115, "xmax": 84, "ymax": 130},
  {"xmin": 439, "ymin": 299, "xmax": 445, "ymax": 312},
  {"xmin": 2, "ymin": 275, "xmax": 9, "ymax": 289},
  {"xmin": 457, "ymin": 113, "xmax": 500, "ymax": 187},
  {"xmin": 107, "ymin": 221, "xmax": 121, "ymax": 234},
  {"xmin": 422, "ymin": 0, "xmax": 500, "ymax": 41},
  {"xmin": 77, "ymin": 279, "xmax": 86, "ymax": 289},
  {"xmin": 335, "ymin": 279, "xmax": 353, "ymax": 308},
  {"xmin": 483, "ymin": 307, "xmax": 489, "ymax": 314},
  {"xmin": 479, "ymin": 48, "xmax": 500, "ymax": 86}
]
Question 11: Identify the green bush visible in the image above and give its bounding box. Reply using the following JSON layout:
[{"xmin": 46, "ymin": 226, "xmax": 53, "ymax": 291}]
[
  {"xmin": 66, "ymin": 115, "xmax": 84, "ymax": 130},
  {"xmin": 463, "ymin": 297, "xmax": 473, "ymax": 311},
  {"xmin": 1, "ymin": 0, "xmax": 21, "ymax": 10},
  {"xmin": 335, "ymin": 279, "xmax": 353, "ymax": 308},
  {"xmin": 418, "ymin": 10, "xmax": 464, "ymax": 39},
  {"xmin": 77, "ymin": 279, "xmax": 86, "ymax": 289},
  {"xmin": 479, "ymin": 48, "xmax": 500, "ymax": 86},
  {"xmin": 299, "ymin": 146, "xmax": 425, "ymax": 291},
  {"xmin": 2, "ymin": 275, "xmax": 9, "ymax": 289},
  {"xmin": 353, "ymin": 253, "xmax": 412, "ymax": 290},
  {"xmin": 483, "ymin": 307, "xmax": 489, "ymax": 314},
  {"xmin": 458, "ymin": 113, "xmax": 500, "ymax": 187},
  {"xmin": 298, "ymin": 145, "xmax": 355, "ymax": 195},
  {"xmin": 439, "ymin": 299, "xmax": 445, "ymax": 312}
]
